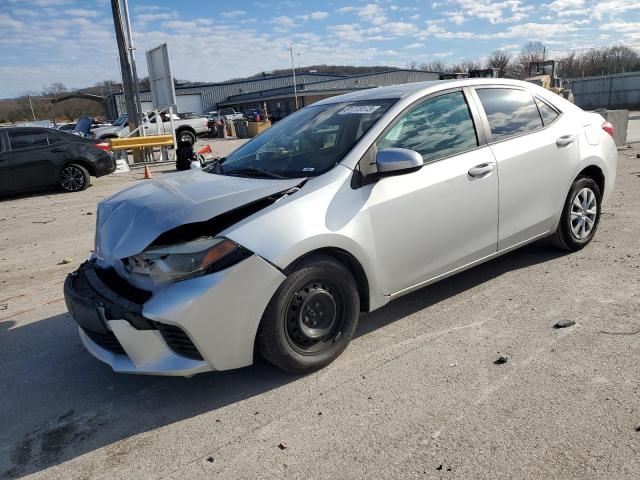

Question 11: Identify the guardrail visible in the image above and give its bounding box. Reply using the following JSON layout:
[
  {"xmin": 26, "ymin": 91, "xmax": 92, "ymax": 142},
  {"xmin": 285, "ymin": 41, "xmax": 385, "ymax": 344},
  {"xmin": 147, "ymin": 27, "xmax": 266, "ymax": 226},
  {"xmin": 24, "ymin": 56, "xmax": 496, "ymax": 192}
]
[{"xmin": 109, "ymin": 134, "xmax": 174, "ymax": 151}]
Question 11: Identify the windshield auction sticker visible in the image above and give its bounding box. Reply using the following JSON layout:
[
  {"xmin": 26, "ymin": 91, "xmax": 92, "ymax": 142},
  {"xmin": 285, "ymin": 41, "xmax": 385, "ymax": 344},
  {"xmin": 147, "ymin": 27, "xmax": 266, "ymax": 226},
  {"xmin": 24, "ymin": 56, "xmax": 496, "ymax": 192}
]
[{"xmin": 338, "ymin": 105, "xmax": 381, "ymax": 115}]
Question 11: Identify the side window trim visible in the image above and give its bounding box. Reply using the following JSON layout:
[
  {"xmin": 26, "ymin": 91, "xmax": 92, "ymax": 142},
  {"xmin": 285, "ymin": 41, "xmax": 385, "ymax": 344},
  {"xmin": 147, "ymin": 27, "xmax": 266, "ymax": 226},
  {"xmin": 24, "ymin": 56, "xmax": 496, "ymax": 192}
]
[
  {"xmin": 464, "ymin": 86, "xmax": 493, "ymax": 144},
  {"xmin": 7, "ymin": 129, "xmax": 50, "ymax": 151},
  {"xmin": 534, "ymin": 95, "xmax": 562, "ymax": 127},
  {"xmin": 471, "ymin": 85, "xmax": 553, "ymax": 145}
]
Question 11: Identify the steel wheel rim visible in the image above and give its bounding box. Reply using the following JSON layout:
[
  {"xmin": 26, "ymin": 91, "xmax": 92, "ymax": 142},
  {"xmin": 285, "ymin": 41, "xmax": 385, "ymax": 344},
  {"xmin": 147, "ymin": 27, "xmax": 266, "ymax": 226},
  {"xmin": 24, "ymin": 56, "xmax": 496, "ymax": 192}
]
[
  {"xmin": 284, "ymin": 281, "xmax": 343, "ymax": 355},
  {"xmin": 570, "ymin": 187, "xmax": 597, "ymax": 240},
  {"xmin": 61, "ymin": 166, "xmax": 85, "ymax": 191}
]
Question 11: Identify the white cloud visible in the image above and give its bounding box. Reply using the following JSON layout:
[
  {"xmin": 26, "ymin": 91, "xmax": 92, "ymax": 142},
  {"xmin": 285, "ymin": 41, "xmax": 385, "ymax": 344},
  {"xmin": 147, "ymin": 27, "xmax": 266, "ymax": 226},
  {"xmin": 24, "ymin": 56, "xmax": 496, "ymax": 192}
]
[
  {"xmin": 352, "ymin": 3, "xmax": 387, "ymax": 25},
  {"xmin": 221, "ymin": 10, "xmax": 246, "ymax": 18},
  {"xmin": 63, "ymin": 8, "xmax": 99, "ymax": 18},
  {"xmin": 445, "ymin": 0, "xmax": 533, "ymax": 25},
  {"xmin": 601, "ymin": 21, "xmax": 640, "ymax": 32},
  {"xmin": 309, "ymin": 11, "xmax": 329, "ymax": 20},
  {"xmin": 405, "ymin": 43, "xmax": 425, "ymax": 49},
  {"xmin": 271, "ymin": 15, "xmax": 295, "ymax": 27},
  {"xmin": 328, "ymin": 23, "xmax": 365, "ymax": 42},
  {"xmin": 0, "ymin": 13, "xmax": 25, "ymax": 30},
  {"xmin": 162, "ymin": 20, "xmax": 199, "ymax": 30},
  {"xmin": 135, "ymin": 12, "xmax": 178, "ymax": 23}
]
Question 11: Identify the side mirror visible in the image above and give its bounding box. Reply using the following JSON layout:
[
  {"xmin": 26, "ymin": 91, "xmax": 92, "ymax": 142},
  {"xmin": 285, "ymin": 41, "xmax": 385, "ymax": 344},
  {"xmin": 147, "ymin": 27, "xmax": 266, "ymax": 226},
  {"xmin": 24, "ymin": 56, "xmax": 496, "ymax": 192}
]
[{"xmin": 376, "ymin": 148, "xmax": 423, "ymax": 175}]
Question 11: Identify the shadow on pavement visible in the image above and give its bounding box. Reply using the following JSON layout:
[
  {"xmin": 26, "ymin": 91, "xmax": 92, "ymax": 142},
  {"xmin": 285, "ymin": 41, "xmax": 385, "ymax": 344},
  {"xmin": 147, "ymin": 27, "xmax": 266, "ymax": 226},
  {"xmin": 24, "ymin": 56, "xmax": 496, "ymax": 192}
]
[{"xmin": 0, "ymin": 241, "xmax": 567, "ymax": 478}]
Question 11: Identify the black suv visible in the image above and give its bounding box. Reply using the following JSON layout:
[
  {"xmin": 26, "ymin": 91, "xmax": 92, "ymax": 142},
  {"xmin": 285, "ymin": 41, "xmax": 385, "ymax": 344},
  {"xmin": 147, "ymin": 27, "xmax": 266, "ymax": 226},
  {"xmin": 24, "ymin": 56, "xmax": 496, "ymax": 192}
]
[{"xmin": 0, "ymin": 127, "xmax": 116, "ymax": 195}]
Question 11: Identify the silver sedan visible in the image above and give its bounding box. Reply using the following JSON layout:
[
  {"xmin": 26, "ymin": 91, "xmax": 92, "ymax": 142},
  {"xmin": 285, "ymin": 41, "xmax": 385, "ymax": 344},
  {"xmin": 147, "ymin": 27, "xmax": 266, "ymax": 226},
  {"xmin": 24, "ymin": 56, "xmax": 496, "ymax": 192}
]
[{"xmin": 64, "ymin": 78, "xmax": 617, "ymax": 376}]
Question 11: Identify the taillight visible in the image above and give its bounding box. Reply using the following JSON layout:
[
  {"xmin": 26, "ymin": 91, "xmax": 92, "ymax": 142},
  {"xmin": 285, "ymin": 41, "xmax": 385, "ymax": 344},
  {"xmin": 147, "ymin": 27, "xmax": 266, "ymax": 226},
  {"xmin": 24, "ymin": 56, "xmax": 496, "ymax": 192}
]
[
  {"xmin": 602, "ymin": 121, "xmax": 614, "ymax": 138},
  {"xmin": 95, "ymin": 142, "xmax": 110, "ymax": 152}
]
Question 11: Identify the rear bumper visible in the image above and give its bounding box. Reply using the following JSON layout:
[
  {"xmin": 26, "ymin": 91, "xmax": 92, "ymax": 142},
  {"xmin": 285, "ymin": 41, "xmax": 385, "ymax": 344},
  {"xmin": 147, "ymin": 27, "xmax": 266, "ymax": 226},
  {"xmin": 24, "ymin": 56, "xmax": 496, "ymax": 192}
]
[
  {"xmin": 64, "ymin": 256, "xmax": 285, "ymax": 376},
  {"xmin": 94, "ymin": 153, "xmax": 116, "ymax": 177}
]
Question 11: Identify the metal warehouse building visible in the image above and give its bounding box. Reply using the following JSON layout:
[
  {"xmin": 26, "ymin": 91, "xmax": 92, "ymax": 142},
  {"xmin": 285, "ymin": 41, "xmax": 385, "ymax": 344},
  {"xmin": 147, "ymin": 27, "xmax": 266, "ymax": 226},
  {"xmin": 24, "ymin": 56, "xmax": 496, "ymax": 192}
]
[{"xmin": 107, "ymin": 69, "xmax": 440, "ymax": 120}]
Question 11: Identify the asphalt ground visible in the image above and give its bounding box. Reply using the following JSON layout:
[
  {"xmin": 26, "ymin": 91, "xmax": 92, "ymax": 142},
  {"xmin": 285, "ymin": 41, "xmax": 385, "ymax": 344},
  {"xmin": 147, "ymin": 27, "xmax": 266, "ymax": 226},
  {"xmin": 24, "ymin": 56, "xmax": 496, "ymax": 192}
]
[{"xmin": 0, "ymin": 140, "xmax": 639, "ymax": 479}]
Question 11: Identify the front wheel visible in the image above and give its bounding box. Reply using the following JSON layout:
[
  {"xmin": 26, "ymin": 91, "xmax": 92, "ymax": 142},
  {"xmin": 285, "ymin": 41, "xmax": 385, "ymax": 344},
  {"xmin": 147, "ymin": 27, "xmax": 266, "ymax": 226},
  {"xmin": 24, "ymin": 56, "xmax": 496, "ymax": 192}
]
[
  {"xmin": 257, "ymin": 255, "xmax": 360, "ymax": 373},
  {"xmin": 60, "ymin": 163, "xmax": 90, "ymax": 192},
  {"xmin": 550, "ymin": 176, "xmax": 601, "ymax": 250}
]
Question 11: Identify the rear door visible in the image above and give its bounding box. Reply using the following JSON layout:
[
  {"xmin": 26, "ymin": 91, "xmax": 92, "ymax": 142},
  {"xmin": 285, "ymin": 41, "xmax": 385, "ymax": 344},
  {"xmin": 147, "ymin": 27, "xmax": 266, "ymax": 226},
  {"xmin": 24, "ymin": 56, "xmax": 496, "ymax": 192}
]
[
  {"xmin": 0, "ymin": 132, "xmax": 10, "ymax": 193},
  {"xmin": 472, "ymin": 87, "xmax": 581, "ymax": 250},
  {"xmin": 6, "ymin": 128, "xmax": 60, "ymax": 190}
]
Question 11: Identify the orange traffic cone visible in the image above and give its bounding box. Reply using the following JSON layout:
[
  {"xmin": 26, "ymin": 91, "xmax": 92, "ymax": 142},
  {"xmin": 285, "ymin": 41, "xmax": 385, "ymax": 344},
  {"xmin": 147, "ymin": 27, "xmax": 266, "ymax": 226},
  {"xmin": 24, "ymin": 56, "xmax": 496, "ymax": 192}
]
[
  {"xmin": 143, "ymin": 165, "xmax": 153, "ymax": 179},
  {"xmin": 197, "ymin": 144, "xmax": 212, "ymax": 155}
]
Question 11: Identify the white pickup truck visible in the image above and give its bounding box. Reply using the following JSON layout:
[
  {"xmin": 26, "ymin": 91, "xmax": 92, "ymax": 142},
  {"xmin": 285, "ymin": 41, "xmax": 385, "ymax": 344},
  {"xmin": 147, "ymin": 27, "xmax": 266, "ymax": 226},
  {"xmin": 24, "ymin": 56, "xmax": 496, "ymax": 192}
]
[{"xmin": 93, "ymin": 112, "xmax": 208, "ymax": 144}]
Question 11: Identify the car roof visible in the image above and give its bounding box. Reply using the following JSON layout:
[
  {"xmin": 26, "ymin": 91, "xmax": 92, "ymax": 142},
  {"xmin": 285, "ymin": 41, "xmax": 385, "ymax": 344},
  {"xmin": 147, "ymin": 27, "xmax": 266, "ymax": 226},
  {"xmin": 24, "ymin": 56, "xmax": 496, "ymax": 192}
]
[{"xmin": 312, "ymin": 78, "xmax": 551, "ymax": 105}]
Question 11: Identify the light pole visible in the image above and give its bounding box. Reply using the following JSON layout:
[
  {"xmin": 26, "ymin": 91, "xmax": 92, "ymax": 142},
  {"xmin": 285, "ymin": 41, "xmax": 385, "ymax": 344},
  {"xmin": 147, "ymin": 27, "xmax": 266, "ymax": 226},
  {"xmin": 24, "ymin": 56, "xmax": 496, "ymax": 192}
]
[{"xmin": 289, "ymin": 47, "xmax": 299, "ymax": 111}]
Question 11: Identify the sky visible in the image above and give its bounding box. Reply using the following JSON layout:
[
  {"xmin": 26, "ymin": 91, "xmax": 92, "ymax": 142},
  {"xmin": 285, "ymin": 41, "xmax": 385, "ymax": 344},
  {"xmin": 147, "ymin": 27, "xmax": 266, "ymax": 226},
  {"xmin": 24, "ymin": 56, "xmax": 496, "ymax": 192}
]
[{"xmin": 0, "ymin": 0, "xmax": 639, "ymax": 98}]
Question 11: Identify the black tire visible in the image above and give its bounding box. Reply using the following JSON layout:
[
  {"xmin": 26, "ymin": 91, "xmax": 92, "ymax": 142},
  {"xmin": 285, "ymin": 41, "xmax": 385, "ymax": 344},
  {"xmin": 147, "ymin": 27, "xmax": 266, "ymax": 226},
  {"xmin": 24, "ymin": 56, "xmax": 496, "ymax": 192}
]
[
  {"xmin": 257, "ymin": 255, "xmax": 360, "ymax": 373},
  {"xmin": 550, "ymin": 176, "xmax": 601, "ymax": 251},
  {"xmin": 59, "ymin": 163, "xmax": 90, "ymax": 192},
  {"xmin": 177, "ymin": 130, "xmax": 196, "ymax": 145}
]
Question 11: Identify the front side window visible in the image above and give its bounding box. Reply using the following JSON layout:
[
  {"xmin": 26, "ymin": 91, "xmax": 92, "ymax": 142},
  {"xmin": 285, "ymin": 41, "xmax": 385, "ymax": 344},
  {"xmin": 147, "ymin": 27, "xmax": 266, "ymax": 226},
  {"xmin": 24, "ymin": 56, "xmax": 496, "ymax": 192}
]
[
  {"xmin": 8, "ymin": 130, "xmax": 49, "ymax": 150},
  {"xmin": 476, "ymin": 88, "xmax": 543, "ymax": 140},
  {"xmin": 217, "ymin": 100, "xmax": 395, "ymax": 178},
  {"xmin": 377, "ymin": 91, "xmax": 478, "ymax": 163}
]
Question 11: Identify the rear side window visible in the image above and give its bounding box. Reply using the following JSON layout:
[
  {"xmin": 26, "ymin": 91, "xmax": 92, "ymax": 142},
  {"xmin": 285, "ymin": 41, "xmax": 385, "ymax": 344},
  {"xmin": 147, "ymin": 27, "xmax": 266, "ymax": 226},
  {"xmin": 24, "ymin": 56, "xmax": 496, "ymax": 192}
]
[
  {"xmin": 535, "ymin": 97, "xmax": 560, "ymax": 126},
  {"xmin": 46, "ymin": 131, "xmax": 62, "ymax": 144},
  {"xmin": 378, "ymin": 91, "xmax": 478, "ymax": 163},
  {"xmin": 476, "ymin": 88, "xmax": 543, "ymax": 140},
  {"xmin": 7, "ymin": 130, "xmax": 49, "ymax": 150}
]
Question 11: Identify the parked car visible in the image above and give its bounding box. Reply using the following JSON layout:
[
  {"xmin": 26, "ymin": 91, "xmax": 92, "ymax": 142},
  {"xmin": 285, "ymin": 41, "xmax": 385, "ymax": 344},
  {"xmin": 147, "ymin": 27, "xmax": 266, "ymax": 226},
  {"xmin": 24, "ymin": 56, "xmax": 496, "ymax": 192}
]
[
  {"xmin": 215, "ymin": 108, "xmax": 244, "ymax": 122},
  {"xmin": 92, "ymin": 114, "xmax": 128, "ymax": 140},
  {"xmin": 245, "ymin": 108, "xmax": 267, "ymax": 122},
  {"xmin": 0, "ymin": 126, "xmax": 115, "ymax": 195},
  {"xmin": 57, "ymin": 118, "xmax": 111, "ymax": 133},
  {"xmin": 64, "ymin": 79, "xmax": 616, "ymax": 376}
]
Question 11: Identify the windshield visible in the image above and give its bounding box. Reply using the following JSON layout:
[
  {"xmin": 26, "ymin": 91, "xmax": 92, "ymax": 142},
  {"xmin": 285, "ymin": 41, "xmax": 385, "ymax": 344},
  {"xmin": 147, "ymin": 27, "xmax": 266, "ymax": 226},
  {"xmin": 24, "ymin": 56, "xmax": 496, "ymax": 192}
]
[
  {"xmin": 113, "ymin": 114, "xmax": 127, "ymax": 127},
  {"xmin": 217, "ymin": 99, "xmax": 395, "ymax": 178}
]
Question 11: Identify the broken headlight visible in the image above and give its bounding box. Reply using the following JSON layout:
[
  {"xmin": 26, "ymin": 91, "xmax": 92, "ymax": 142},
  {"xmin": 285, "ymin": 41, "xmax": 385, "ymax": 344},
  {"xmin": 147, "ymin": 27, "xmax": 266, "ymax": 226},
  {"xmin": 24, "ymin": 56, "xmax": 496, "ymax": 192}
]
[{"xmin": 125, "ymin": 237, "xmax": 245, "ymax": 283}]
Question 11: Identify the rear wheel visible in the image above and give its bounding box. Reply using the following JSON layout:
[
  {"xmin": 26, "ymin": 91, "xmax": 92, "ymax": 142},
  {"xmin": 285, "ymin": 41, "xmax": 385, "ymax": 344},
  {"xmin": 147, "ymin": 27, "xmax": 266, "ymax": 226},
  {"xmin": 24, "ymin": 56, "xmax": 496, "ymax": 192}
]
[
  {"xmin": 60, "ymin": 163, "xmax": 90, "ymax": 192},
  {"xmin": 177, "ymin": 130, "xmax": 196, "ymax": 144},
  {"xmin": 550, "ymin": 176, "xmax": 601, "ymax": 251},
  {"xmin": 257, "ymin": 255, "xmax": 360, "ymax": 373}
]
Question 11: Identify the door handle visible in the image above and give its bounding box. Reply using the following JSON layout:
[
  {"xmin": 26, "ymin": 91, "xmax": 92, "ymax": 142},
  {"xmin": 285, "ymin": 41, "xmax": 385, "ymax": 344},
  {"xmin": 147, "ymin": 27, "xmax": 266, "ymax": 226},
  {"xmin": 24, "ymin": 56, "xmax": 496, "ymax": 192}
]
[
  {"xmin": 556, "ymin": 135, "xmax": 575, "ymax": 147},
  {"xmin": 468, "ymin": 163, "xmax": 495, "ymax": 178},
  {"xmin": 51, "ymin": 147, "xmax": 67, "ymax": 152},
  {"xmin": 0, "ymin": 156, "xmax": 7, "ymax": 162}
]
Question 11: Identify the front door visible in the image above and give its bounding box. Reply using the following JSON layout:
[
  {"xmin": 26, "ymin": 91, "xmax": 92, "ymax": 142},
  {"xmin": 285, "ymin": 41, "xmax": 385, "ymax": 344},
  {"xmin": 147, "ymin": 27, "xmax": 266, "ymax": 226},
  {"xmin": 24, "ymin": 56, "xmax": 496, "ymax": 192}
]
[{"xmin": 364, "ymin": 90, "xmax": 499, "ymax": 295}]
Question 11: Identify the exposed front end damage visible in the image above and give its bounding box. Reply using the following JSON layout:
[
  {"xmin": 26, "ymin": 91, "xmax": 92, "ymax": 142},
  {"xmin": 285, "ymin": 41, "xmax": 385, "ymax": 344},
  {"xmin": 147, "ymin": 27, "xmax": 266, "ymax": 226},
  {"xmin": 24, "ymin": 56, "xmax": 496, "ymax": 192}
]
[
  {"xmin": 64, "ymin": 172, "xmax": 303, "ymax": 375},
  {"xmin": 65, "ymin": 255, "xmax": 285, "ymax": 375}
]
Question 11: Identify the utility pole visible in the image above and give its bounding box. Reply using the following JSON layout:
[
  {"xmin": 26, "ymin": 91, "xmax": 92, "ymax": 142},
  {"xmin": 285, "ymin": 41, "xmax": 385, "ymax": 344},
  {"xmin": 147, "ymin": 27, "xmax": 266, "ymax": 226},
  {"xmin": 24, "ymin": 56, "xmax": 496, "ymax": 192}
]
[
  {"xmin": 28, "ymin": 96, "xmax": 36, "ymax": 121},
  {"xmin": 111, "ymin": 0, "xmax": 141, "ymax": 162},
  {"xmin": 289, "ymin": 47, "xmax": 299, "ymax": 111},
  {"xmin": 121, "ymin": 0, "xmax": 144, "ymax": 134}
]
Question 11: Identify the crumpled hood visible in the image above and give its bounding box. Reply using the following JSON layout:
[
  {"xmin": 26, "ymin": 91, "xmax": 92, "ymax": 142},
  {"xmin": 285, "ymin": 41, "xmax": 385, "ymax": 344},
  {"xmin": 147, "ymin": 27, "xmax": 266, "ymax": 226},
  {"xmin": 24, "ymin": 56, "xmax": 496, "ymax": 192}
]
[{"xmin": 95, "ymin": 169, "xmax": 302, "ymax": 260}]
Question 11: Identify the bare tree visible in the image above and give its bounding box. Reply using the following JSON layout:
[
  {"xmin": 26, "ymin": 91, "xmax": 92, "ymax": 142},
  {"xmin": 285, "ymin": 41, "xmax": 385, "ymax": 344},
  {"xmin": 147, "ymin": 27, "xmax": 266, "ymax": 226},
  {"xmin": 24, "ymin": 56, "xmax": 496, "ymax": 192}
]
[
  {"xmin": 486, "ymin": 49, "xmax": 512, "ymax": 77},
  {"xmin": 513, "ymin": 41, "xmax": 546, "ymax": 79},
  {"xmin": 419, "ymin": 60, "xmax": 448, "ymax": 73}
]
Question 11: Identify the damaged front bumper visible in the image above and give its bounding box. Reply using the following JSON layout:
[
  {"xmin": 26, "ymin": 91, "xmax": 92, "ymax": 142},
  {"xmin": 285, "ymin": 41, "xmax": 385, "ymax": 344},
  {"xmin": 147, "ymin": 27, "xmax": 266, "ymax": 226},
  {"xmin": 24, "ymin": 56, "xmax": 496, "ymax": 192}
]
[{"xmin": 64, "ymin": 256, "xmax": 286, "ymax": 376}]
